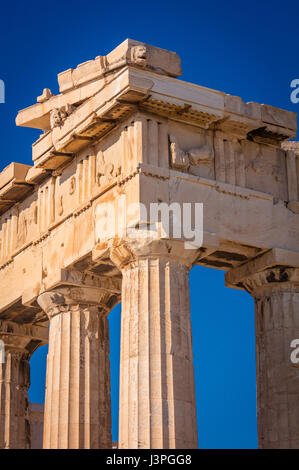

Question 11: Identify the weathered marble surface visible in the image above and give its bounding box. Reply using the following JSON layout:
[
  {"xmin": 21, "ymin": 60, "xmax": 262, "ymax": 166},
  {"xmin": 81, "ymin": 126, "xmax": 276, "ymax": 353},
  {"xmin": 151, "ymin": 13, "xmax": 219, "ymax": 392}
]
[{"xmin": 0, "ymin": 39, "xmax": 298, "ymax": 449}]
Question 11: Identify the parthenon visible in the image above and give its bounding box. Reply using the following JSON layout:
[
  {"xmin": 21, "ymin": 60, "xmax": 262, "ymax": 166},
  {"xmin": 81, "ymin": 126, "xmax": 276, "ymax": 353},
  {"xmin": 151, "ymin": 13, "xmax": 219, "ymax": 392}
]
[{"xmin": 0, "ymin": 39, "xmax": 298, "ymax": 449}]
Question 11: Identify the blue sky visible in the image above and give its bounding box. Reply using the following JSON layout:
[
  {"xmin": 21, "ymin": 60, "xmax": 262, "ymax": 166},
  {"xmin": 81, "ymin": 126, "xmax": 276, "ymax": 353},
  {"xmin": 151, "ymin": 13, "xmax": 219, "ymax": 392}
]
[{"xmin": 1, "ymin": 0, "xmax": 298, "ymax": 448}]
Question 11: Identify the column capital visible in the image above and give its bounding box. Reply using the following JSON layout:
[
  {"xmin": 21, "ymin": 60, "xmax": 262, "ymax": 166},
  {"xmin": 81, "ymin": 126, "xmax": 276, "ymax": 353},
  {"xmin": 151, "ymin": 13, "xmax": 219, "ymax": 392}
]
[
  {"xmin": 37, "ymin": 285, "xmax": 119, "ymax": 318},
  {"xmin": 241, "ymin": 266, "xmax": 299, "ymax": 296},
  {"xmin": 225, "ymin": 248, "xmax": 299, "ymax": 295},
  {"xmin": 0, "ymin": 319, "xmax": 48, "ymax": 353},
  {"xmin": 0, "ymin": 320, "xmax": 47, "ymax": 449},
  {"xmin": 110, "ymin": 239, "xmax": 200, "ymax": 270}
]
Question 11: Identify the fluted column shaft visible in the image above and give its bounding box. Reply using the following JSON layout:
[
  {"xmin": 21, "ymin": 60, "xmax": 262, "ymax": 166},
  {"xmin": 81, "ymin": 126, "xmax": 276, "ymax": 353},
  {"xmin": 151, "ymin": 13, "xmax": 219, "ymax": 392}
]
[
  {"xmin": 243, "ymin": 267, "xmax": 299, "ymax": 449},
  {"xmin": 255, "ymin": 286, "xmax": 299, "ymax": 448},
  {"xmin": 119, "ymin": 257, "xmax": 197, "ymax": 449},
  {"xmin": 0, "ymin": 349, "xmax": 30, "ymax": 449},
  {"xmin": 0, "ymin": 320, "xmax": 48, "ymax": 449},
  {"xmin": 38, "ymin": 287, "xmax": 118, "ymax": 449}
]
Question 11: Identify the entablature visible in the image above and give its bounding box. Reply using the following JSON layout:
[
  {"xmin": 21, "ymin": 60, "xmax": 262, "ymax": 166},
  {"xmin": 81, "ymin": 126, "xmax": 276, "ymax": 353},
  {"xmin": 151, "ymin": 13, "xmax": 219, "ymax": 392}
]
[
  {"xmin": 0, "ymin": 39, "xmax": 298, "ymax": 322},
  {"xmin": 12, "ymin": 40, "xmax": 296, "ymax": 188}
]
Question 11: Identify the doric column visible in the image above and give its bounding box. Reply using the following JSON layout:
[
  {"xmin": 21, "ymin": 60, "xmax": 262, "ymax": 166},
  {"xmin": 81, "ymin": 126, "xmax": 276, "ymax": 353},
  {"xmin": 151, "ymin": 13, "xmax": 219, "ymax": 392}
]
[
  {"xmin": 37, "ymin": 285, "xmax": 119, "ymax": 449},
  {"xmin": 111, "ymin": 242, "xmax": 198, "ymax": 449},
  {"xmin": 0, "ymin": 320, "xmax": 48, "ymax": 449},
  {"xmin": 226, "ymin": 254, "xmax": 299, "ymax": 449}
]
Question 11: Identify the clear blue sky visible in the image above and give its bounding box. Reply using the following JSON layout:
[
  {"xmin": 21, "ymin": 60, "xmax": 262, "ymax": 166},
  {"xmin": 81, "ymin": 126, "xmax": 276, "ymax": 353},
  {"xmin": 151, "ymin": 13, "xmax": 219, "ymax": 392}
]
[{"xmin": 1, "ymin": 0, "xmax": 298, "ymax": 449}]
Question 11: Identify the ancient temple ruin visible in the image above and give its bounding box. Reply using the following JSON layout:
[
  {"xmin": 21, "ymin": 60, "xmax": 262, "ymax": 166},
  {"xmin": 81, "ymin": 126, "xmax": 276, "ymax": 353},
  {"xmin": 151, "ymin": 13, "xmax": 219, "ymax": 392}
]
[{"xmin": 0, "ymin": 39, "xmax": 298, "ymax": 449}]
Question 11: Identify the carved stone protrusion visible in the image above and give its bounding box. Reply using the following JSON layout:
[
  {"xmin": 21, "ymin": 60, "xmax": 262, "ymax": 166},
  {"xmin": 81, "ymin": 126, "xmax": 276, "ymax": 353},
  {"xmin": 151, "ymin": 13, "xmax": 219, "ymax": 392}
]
[
  {"xmin": 188, "ymin": 144, "xmax": 214, "ymax": 166},
  {"xmin": 169, "ymin": 134, "xmax": 214, "ymax": 172},
  {"xmin": 169, "ymin": 134, "xmax": 189, "ymax": 170},
  {"xmin": 50, "ymin": 104, "xmax": 75, "ymax": 129},
  {"xmin": 37, "ymin": 88, "xmax": 53, "ymax": 103},
  {"xmin": 50, "ymin": 108, "xmax": 64, "ymax": 129},
  {"xmin": 69, "ymin": 176, "xmax": 76, "ymax": 195},
  {"xmin": 58, "ymin": 195, "xmax": 63, "ymax": 216},
  {"xmin": 97, "ymin": 153, "xmax": 121, "ymax": 188},
  {"xmin": 129, "ymin": 45, "xmax": 148, "ymax": 68}
]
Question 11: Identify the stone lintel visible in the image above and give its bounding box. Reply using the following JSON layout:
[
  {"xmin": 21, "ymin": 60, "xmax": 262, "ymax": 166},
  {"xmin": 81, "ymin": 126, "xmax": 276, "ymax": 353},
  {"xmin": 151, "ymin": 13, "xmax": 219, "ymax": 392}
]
[
  {"xmin": 53, "ymin": 268, "xmax": 121, "ymax": 293},
  {"xmin": 225, "ymin": 248, "xmax": 299, "ymax": 288},
  {"xmin": 8, "ymin": 63, "xmax": 297, "ymax": 215}
]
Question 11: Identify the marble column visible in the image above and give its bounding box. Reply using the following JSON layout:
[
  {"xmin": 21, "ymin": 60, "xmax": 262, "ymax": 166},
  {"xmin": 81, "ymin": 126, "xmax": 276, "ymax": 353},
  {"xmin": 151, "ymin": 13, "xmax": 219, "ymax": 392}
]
[
  {"xmin": 243, "ymin": 267, "xmax": 299, "ymax": 449},
  {"xmin": 114, "ymin": 250, "xmax": 197, "ymax": 449},
  {"xmin": 37, "ymin": 286, "xmax": 118, "ymax": 449},
  {"xmin": 0, "ymin": 320, "xmax": 48, "ymax": 449}
]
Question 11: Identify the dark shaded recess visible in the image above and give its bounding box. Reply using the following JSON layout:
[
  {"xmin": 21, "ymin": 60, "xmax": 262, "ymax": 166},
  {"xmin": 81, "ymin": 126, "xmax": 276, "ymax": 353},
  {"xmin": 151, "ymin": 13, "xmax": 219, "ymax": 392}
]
[
  {"xmin": 91, "ymin": 264, "xmax": 116, "ymax": 275},
  {"xmin": 73, "ymin": 255, "xmax": 93, "ymax": 271},
  {"xmin": 212, "ymin": 251, "xmax": 248, "ymax": 262},
  {"xmin": 199, "ymin": 259, "xmax": 233, "ymax": 269},
  {"xmin": 0, "ymin": 299, "xmax": 44, "ymax": 324},
  {"xmin": 106, "ymin": 295, "xmax": 119, "ymax": 310},
  {"xmin": 26, "ymin": 339, "xmax": 43, "ymax": 354},
  {"xmin": 247, "ymin": 126, "xmax": 287, "ymax": 143},
  {"xmin": 266, "ymin": 267, "xmax": 289, "ymax": 283}
]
